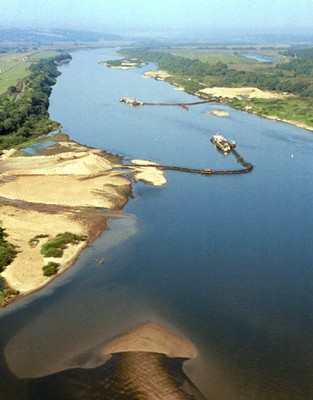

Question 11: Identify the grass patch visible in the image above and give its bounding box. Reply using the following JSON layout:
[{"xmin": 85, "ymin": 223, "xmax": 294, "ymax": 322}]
[
  {"xmin": 0, "ymin": 61, "xmax": 30, "ymax": 94},
  {"xmin": 40, "ymin": 232, "xmax": 87, "ymax": 258},
  {"xmin": 42, "ymin": 262, "xmax": 60, "ymax": 277},
  {"xmin": 230, "ymin": 97, "xmax": 313, "ymax": 128},
  {"xmin": 0, "ymin": 51, "xmax": 61, "ymax": 94},
  {"xmin": 29, "ymin": 234, "xmax": 50, "ymax": 248}
]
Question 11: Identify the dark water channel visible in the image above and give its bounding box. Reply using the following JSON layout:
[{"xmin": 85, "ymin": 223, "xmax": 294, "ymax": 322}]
[{"xmin": 1, "ymin": 48, "xmax": 313, "ymax": 399}]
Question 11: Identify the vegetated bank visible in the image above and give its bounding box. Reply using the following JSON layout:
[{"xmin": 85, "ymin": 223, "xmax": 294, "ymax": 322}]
[
  {"xmin": 119, "ymin": 47, "xmax": 313, "ymax": 131},
  {"xmin": 0, "ymin": 52, "xmax": 72, "ymax": 149}
]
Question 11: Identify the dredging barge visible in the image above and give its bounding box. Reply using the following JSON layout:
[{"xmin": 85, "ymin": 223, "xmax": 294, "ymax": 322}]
[
  {"xmin": 119, "ymin": 97, "xmax": 253, "ymax": 176},
  {"xmin": 120, "ymin": 97, "xmax": 143, "ymax": 106},
  {"xmin": 120, "ymin": 135, "xmax": 253, "ymax": 177},
  {"xmin": 211, "ymin": 134, "xmax": 236, "ymax": 154}
]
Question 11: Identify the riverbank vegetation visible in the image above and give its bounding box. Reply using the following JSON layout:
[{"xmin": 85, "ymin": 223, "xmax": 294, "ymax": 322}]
[
  {"xmin": 0, "ymin": 51, "xmax": 72, "ymax": 149},
  {"xmin": 0, "ymin": 227, "xmax": 17, "ymax": 272},
  {"xmin": 0, "ymin": 227, "xmax": 18, "ymax": 307},
  {"xmin": 120, "ymin": 47, "xmax": 313, "ymax": 129}
]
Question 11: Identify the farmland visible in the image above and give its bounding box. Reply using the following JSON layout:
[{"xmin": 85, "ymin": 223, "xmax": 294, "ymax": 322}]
[{"xmin": 0, "ymin": 51, "xmax": 59, "ymax": 94}]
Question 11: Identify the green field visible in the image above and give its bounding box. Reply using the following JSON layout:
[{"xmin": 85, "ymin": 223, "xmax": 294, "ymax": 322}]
[
  {"xmin": 169, "ymin": 48, "xmax": 288, "ymax": 71},
  {"xmin": 0, "ymin": 51, "xmax": 59, "ymax": 94}
]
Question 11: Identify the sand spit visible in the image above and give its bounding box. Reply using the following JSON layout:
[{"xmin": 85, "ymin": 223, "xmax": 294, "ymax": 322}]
[
  {"xmin": 103, "ymin": 322, "xmax": 197, "ymax": 359},
  {"xmin": 0, "ymin": 136, "xmax": 166, "ymax": 299},
  {"xmin": 143, "ymin": 70, "xmax": 171, "ymax": 80},
  {"xmin": 199, "ymin": 86, "xmax": 289, "ymax": 100},
  {"xmin": 130, "ymin": 159, "xmax": 167, "ymax": 186},
  {"xmin": 208, "ymin": 109, "xmax": 230, "ymax": 117}
]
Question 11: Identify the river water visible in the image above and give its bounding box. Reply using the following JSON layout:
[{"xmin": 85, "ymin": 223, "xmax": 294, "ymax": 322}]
[
  {"xmin": 241, "ymin": 53, "xmax": 277, "ymax": 63},
  {"xmin": 1, "ymin": 48, "xmax": 313, "ymax": 400}
]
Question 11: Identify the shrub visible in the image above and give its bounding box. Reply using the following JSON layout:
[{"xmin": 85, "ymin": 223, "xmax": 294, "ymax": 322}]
[
  {"xmin": 42, "ymin": 262, "xmax": 60, "ymax": 277},
  {"xmin": 0, "ymin": 288, "xmax": 19, "ymax": 307},
  {"xmin": 0, "ymin": 227, "xmax": 17, "ymax": 272},
  {"xmin": 40, "ymin": 232, "xmax": 87, "ymax": 258}
]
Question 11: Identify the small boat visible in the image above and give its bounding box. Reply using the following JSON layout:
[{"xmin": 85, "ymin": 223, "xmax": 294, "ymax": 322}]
[{"xmin": 211, "ymin": 134, "xmax": 236, "ymax": 154}]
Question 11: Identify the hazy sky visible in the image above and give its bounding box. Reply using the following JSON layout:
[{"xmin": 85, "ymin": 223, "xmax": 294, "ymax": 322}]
[{"xmin": 1, "ymin": 0, "xmax": 313, "ymax": 36}]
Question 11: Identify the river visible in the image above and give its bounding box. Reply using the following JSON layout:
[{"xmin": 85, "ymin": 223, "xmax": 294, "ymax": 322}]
[{"xmin": 1, "ymin": 48, "xmax": 313, "ymax": 400}]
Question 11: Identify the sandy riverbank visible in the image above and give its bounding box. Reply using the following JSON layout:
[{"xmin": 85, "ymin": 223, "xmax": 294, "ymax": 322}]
[
  {"xmin": 0, "ymin": 135, "xmax": 166, "ymax": 300},
  {"xmin": 143, "ymin": 70, "xmax": 172, "ymax": 80},
  {"xmin": 198, "ymin": 86, "xmax": 289, "ymax": 100}
]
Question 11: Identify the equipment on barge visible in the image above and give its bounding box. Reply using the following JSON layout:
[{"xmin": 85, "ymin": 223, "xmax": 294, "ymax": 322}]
[
  {"xmin": 120, "ymin": 97, "xmax": 143, "ymax": 106},
  {"xmin": 211, "ymin": 134, "xmax": 236, "ymax": 154}
]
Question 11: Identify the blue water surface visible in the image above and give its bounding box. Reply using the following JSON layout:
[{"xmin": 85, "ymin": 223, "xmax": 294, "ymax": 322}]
[{"xmin": 1, "ymin": 48, "xmax": 313, "ymax": 400}]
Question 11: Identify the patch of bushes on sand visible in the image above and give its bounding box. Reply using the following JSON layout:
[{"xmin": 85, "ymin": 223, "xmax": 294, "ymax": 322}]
[
  {"xmin": 0, "ymin": 277, "xmax": 19, "ymax": 307},
  {"xmin": 42, "ymin": 262, "xmax": 60, "ymax": 277},
  {"xmin": 40, "ymin": 232, "xmax": 87, "ymax": 258},
  {"xmin": 0, "ymin": 227, "xmax": 17, "ymax": 272},
  {"xmin": 29, "ymin": 234, "xmax": 50, "ymax": 248}
]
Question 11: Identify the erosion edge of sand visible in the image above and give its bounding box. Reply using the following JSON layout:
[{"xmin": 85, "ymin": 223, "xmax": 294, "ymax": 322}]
[{"xmin": 0, "ymin": 132, "xmax": 166, "ymax": 305}]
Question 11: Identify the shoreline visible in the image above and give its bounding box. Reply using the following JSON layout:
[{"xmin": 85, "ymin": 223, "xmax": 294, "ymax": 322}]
[
  {"xmin": 0, "ymin": 133, "xmax": 166, "ymax": 306},
  {"xmin": 144, "ymin": 68, "xmax": 313, "ymax": 133}
]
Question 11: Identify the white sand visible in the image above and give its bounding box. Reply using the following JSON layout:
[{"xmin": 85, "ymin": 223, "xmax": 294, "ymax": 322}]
[
  {"xmin": 199, "ymin": 86, "xmax": 289, "ymax": 99},
  {"xmin": 143, "ymin": 70, "xmax": 171, "ymax": 80},
  {"xmin": 0, "ymin": 205, "xmax": 87, "ymax": 293},
  {"xmin": 130, "ymin": 159, "xmax": 167, "ymax": 186},
  {"xmin": 208, "ymin": 110, "xmax": 230, "ymax": 117}
]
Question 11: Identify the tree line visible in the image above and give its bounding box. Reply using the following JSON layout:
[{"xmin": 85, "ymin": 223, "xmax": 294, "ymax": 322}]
[
  {"xmin": 120, "ymin": 47, "xmax": 313, "ymax": 98},
  {"xmin": 0, "ymin": 52, "xmax": 71, "ymax": 149}
]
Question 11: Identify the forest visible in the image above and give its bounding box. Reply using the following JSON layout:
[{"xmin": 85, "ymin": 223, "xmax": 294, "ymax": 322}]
[{"xmin": 0, "ymin": 52, "xmax": 71, "ymax": 149}]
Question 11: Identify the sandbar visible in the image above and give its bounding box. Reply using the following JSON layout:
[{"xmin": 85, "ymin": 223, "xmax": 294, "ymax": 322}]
[
  {"xmin": 0, "ymin": 135, "xmax": 166, "ymax": 301},
  {"xmin": 208, "ymin": 109, "xmax": 230, "ymax": 117},
  {"xmin": 103, "ymin": 321, "xmax": 197, "ymax": 359},
  {"xmin": 143, "ymin": 70, "xmax": 171, "ymax": 80}
]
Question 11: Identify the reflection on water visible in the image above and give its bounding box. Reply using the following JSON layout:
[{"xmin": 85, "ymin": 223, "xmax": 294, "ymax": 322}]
[
  {"xmin": 26, "ymin": 353, "xmax": 205, "ymax": 400},
  {"xmin": 1, "ymin": 48, "xmax": 313, "ymax": 399}
]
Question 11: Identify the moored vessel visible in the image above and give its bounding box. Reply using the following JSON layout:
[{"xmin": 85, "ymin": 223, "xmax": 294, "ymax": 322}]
[
  {"xmin": 211, "ymin": 133, "xmax": 236, "ymax": 154},
  {"xmin": 120, "ymin": 97, "xmax": 143, "ymax": 106}
]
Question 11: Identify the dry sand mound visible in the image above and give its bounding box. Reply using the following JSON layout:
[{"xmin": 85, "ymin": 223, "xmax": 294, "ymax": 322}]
[{"xmin": 199, "ymin": 86, "xmax": 288, "ymax": 99}]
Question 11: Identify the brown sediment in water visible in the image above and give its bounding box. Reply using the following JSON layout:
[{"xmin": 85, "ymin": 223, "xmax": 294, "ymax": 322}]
[
  {"xmin": 28, "ymin": 352, "xmax": 203, "ymax": 400},
  {"xmin": 27, "ymin": 322, "xmax": 202, "ymax": 399},
  {"xmin": 103, "ymin": 322, "xmax": 197, "ymax": 359}
]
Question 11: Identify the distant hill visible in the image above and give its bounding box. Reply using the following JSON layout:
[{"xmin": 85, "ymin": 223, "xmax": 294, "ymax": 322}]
[{"xmin": 0, "ymin": 28, "xmax": 121, "ymax": 44}]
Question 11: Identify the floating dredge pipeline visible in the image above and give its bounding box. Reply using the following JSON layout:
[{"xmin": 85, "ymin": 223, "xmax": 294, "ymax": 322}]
[
  {"xmin": 120, "ymin": 97, "xmax": 212, "ymax": 110},
  {"xmin": 120, "ymin": 98, "xmax": 253, "ymax": 176},
  {"xmin": 131, "ymin": 147, "xmax": 253, "ymax": 176},
  {"xmin": 142, "ymin": 100, "xmax": 212, "ymax": 110}
]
